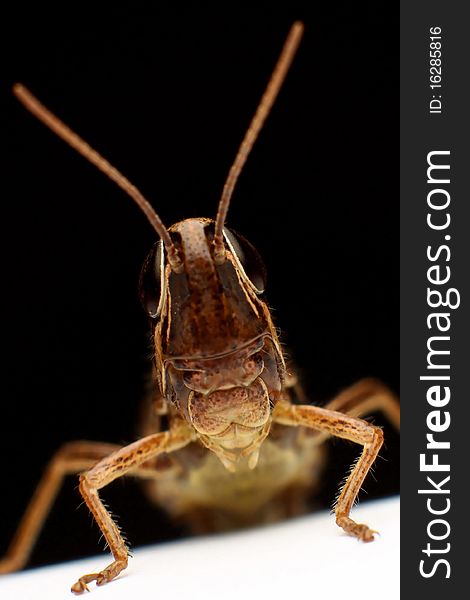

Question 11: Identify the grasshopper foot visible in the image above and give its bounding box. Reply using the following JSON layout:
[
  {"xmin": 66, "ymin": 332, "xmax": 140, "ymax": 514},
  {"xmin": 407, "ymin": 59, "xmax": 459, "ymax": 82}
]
[
  {"xmin": 71, "ymin": 559, "xmax": 127, "ymax": 594},
  {"xmin": 0, "ymin": 556, "xmax": 22, "ymax": 575},
  {"xmin": 336, "ymin": 515, "xmax": 378, "ymax": 542}
]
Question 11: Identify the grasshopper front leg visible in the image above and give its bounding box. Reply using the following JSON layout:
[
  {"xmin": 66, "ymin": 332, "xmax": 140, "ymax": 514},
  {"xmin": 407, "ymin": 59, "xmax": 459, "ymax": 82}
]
[
  {"xmin": 273, "ymin": 400, "xmax": 384, "ymax": 542},
  {"xmin": 71, "ymin": 421, "xmax": 195, "ymax": 594}
]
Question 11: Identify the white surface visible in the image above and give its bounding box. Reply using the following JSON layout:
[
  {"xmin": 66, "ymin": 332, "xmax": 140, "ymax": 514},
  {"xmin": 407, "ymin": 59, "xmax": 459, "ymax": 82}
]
[{"xmin": 0, "ymin": 496, "xmax": 399, "ymax": 600}]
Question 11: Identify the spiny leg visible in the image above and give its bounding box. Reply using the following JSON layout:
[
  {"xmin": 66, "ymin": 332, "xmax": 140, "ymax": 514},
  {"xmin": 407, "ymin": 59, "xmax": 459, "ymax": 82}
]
[
  {"xmin": 323, "ymin": 378, "xmax": 400, "ymax": 430},
  {"xmin": 273, "ymin": 401, "xmax": 383, "ymax": 542},
  {"xmin": 0, "ymin": 441, "xmax": 120, "ymax": 575},
  {"xmin": 71, "ymin": 421, "xmax": 194, "ymax": 594},
  {"xmin": 299, "ymin": 378, "xmax": 400, "ymax": 447},
  {"xmin": 0, "ymin": 440, "xmax": 171, "ymax": 574}
]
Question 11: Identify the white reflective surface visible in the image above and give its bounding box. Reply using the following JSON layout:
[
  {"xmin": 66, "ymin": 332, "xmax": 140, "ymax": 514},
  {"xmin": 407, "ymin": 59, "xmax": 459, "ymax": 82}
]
[{"xmin": 0, "ymin": 496, "xmax": 399, "ymax": 600}]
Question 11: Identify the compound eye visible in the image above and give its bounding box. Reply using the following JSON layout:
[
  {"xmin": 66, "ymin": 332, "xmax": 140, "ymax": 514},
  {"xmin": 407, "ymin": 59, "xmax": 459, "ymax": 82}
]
[
  {"xmin": 224, "ymin": 228, "xmax": 267, "ymax": 294},
  {"xmin": 139, "ymin": 241, "xmax": 165, "ymax": 318}
]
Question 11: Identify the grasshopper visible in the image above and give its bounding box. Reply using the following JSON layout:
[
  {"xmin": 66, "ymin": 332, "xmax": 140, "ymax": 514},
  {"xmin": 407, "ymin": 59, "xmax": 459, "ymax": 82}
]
[{"xmin": 0, "ymin": 22, "xmax": 400, "ymax": 593}]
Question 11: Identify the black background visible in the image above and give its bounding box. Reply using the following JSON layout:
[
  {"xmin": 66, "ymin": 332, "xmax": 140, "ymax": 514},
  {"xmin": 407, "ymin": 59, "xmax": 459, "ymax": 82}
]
[{"xmin": 0, "ymin": 2, "xmax": 398, "ymax": 568}]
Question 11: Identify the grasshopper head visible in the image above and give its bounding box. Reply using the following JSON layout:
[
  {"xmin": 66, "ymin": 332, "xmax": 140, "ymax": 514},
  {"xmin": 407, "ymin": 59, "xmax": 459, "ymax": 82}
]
[
  {"xmin": 139, "ymin": 217, "xmax": 267, "ymax": 357},
  {"xmin": 139, "ymin": 217, "xmax": 284, "ymax": 470}
]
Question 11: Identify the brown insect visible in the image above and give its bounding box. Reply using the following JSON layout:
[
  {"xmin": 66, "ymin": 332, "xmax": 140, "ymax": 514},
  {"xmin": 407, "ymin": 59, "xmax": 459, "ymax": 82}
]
[{"xmin": 0, "ymin": 22, "xmax": 400, "ymax": 593}]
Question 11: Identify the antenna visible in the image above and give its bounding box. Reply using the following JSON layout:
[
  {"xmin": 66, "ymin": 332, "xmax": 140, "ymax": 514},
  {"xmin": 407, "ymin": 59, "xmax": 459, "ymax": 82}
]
[
  {"xmin": 213, "ymin": 21, "xmax": 304, "ymax": 263},
  {"xmin": 13, "ymin": 84, "xmax": 183, "ymax": 272}
]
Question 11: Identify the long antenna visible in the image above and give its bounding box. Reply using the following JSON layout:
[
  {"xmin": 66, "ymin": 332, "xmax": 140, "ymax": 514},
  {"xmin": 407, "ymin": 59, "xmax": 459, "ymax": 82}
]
[
  {"xmin": 213, "ymin": 21, "xmax": 304, "ymax": 263},
  {"xmin": 12, "ymin": 84, "xmax": 183, "ymax": 272}
]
